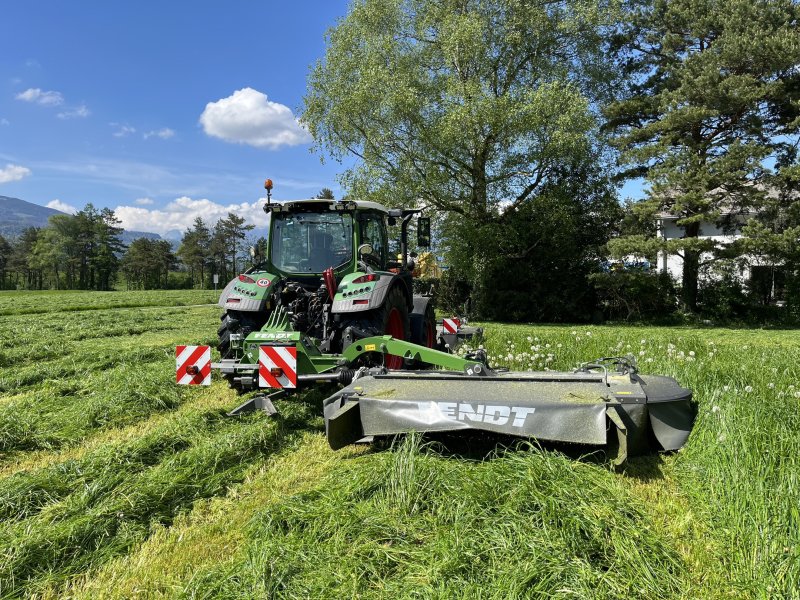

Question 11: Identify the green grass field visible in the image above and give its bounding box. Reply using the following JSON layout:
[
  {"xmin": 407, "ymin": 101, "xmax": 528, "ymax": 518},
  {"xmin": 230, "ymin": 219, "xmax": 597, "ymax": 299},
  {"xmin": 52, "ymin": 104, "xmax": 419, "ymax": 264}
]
[{"xmin": 0, "ymin": 290, "xmax": 797, "ymax": 599}]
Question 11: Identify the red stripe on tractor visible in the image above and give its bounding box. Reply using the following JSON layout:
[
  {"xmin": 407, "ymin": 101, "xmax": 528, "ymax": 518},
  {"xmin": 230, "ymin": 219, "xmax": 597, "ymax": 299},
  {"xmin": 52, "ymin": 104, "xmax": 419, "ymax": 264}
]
[
  {"xmin": 177, "ymin": 345, "xmax": 210, "ymax": 383},
  {"xmin": 268, "ymin": 346, "xmax": 297, "ymax": 387},
  {"xmin": 443, "ymin": 318, "xmax": 460, "ymax": 334}
]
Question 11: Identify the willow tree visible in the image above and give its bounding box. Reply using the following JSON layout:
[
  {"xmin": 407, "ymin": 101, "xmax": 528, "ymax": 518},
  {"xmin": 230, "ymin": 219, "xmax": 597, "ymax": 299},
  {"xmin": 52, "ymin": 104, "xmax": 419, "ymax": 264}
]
[{"xmin": 303, "ymin": 0, "xmax": 618, "ymax": 319}]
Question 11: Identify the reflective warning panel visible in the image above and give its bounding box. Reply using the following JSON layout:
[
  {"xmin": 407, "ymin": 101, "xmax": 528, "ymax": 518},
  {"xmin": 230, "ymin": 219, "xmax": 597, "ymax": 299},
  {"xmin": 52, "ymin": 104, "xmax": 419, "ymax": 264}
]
[
  {"xmin": 176, "ymin": 345, "xmax": 211, "ymax": 385},
  {"xmin": 259, "ymin": 345, "xmax": 297, "ymax": 389},
  {"xmin": 442, "ymin": 318, "xmax": 461, "ymax": 334}
]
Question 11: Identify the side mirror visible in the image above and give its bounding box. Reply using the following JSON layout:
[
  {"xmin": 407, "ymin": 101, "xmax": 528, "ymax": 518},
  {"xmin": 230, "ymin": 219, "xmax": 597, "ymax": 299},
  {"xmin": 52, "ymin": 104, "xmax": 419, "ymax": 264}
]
[
  {"xmin": 249, "ymin": 245, "xmax": 262, "ymax": 260},
  {"xmin": 358, "ymin": 243, "xmax": 374, "ymax": 258},
  {"xmin": 417, "ymin": 217, "xmax": 431, "ymax": 248}
]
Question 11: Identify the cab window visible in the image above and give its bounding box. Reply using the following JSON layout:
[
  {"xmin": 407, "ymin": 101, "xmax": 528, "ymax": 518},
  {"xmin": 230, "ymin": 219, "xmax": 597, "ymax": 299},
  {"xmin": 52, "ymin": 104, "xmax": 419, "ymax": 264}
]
[{"xmin": 360, "ymin": 214, "xmax": 387, "ymax": 268}]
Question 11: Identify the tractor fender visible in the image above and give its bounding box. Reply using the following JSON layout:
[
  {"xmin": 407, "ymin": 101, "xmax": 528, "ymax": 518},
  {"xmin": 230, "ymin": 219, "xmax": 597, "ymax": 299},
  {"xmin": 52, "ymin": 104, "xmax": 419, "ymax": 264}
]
[
  {"xmin": 331, "ymin": 273, "xmax": 412, "ymax": 315},
  {"xmin": 219, "ymin": 271, "xmax": 279, "ymax": 312}
]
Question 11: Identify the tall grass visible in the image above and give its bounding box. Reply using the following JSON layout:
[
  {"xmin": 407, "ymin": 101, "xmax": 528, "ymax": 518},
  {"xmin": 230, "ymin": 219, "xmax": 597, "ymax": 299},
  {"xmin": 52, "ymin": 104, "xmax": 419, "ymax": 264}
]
[
  {"xmin": 185, "ymin": 435, "xmax": 685, "ymax": 599},
  {"xmin": 0, "ymin": 293, "xmax": 796, "ymax": 598}
]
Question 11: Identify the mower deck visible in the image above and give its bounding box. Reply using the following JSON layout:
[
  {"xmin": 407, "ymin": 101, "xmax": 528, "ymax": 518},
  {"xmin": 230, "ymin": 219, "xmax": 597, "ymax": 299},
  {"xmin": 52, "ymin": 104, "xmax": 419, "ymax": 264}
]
[{"xmin": 324, "ymin": 369, "xmax": 693, "ymax": 463}]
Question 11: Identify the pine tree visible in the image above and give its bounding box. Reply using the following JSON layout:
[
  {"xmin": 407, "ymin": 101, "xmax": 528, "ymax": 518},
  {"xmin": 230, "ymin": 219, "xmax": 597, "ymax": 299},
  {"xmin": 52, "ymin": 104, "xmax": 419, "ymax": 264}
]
[{"xmin": 605, "ymin": 0, "xmax": 800, "ymax": 310}]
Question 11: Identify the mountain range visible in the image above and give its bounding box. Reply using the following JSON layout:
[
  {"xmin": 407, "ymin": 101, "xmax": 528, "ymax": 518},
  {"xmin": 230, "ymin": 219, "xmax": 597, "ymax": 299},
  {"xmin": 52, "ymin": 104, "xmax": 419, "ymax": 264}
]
[{"xmin": 0, "ymin": 195, "xmax": 167, "ymax": 246}]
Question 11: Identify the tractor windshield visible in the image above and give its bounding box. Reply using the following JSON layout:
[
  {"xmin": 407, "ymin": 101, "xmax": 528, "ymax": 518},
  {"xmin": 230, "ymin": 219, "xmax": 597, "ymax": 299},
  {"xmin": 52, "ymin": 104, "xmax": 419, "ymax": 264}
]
[{"xmin": 270, "ymin": 212, "xmax": 353, "ymax": 273}]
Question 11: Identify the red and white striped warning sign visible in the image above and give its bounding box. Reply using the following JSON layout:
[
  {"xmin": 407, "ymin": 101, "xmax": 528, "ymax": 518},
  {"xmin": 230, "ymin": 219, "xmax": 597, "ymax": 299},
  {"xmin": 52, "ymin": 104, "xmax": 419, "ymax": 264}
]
[
  {"xmin": 175, "ymin": 345, "xmax": 211, "ymax": 385},
  {"xmin": 442, "ymin": 317, "xmax": 461, "ymax": 334},
  {"xmin": 258, "ymin": 345, "xmax": 298, "ymax": 389}
]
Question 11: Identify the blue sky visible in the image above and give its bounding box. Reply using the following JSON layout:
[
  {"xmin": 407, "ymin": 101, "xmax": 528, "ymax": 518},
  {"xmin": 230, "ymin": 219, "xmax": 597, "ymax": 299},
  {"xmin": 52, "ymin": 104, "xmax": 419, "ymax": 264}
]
[
  {"xmin": 1, "ymin": 1, "xmax": 645, "ymax": 237},
  {"xmin": 0, "ymin": 0, "xmax": 353, "ymax": 236}
]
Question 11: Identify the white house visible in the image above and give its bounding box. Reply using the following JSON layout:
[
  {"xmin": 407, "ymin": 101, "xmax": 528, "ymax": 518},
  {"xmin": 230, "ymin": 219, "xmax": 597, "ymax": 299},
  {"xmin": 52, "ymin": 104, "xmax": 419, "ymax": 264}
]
[{"xmin": 655, "ymin": 210, "xmax": 785, "ymax": 304}]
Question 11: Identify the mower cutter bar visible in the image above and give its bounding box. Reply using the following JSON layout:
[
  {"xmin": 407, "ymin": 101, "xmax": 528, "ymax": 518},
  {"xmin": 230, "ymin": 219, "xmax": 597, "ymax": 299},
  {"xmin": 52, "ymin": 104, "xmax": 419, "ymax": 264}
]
[{"xmin": 323, "ymin": 369, "xmax": 694, "ymax": 464}]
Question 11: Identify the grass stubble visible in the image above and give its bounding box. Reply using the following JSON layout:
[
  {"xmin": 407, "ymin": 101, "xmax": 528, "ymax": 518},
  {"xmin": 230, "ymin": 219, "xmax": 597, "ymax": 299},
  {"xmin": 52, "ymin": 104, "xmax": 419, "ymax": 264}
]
[{"xmin": 0, "ymin": 291, "xmax": 795, "ymax": 598}]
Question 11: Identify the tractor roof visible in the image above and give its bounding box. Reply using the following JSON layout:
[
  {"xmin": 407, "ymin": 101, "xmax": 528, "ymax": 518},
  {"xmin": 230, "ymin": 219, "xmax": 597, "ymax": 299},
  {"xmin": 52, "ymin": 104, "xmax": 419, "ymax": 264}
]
[{"xmin": 270, "ymin": 198, "xmax": 390, "ymax": 213}]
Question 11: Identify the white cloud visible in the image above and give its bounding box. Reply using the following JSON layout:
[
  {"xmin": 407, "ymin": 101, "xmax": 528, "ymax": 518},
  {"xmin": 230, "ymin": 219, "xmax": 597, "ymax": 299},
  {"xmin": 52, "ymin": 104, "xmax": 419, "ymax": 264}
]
[
  {"xmin": 199, "ymin": 87, "xmax": 311, "ymax": 149},
  {"xmin": 112, "ymin": 124, "xmax": 136, "ymax": 138},
  {"xmin": 115, "ymin": 196, "xmax": 267, "ymax": 236},
  {"xmin": 46, "ymin": 199, "xmax": 78, "ymax": 214},
  {"xmin": 134, "ymin": 197, "xmax": 154, "ymax": 205},
  {"xmin": 144, "ymin": 128, "xmax": 175, "ymax": 140},
  {"xmin": 16, "ymin": 88, "xmax": 64, "ymax": 106},
  {"xmin": 0, "ymin": 163, "xmax": 31, "ymax": 183},
  {"xmin": 57, "ymin": 104, "xmax": 90, "ymax": 119}
]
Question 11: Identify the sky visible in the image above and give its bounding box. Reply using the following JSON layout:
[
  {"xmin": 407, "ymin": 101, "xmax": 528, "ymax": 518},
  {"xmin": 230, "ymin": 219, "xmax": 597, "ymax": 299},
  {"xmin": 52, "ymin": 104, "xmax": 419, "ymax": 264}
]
[
  {"xmin": 0, "ymin": 0, "xmax": 353, "ymax": 237},
  {"xmin": 0, "ymin": 1, "xmax": 645, "ymax": 238}
]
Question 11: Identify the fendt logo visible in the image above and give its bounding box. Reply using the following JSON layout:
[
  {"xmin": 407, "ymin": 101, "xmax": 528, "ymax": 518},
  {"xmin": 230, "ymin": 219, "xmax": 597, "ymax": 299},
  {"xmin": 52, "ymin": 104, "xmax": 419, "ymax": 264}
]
[{"xmin": 419, "ymin": 402, "xmax": 536, "ymax": 428}]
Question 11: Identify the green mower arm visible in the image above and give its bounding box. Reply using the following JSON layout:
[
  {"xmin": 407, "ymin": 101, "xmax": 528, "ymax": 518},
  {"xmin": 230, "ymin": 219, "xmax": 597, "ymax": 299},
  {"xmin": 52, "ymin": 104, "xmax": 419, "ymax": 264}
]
[{"xmin": 341, "ymin": 335, "xmax": 487, "ymax": 373}]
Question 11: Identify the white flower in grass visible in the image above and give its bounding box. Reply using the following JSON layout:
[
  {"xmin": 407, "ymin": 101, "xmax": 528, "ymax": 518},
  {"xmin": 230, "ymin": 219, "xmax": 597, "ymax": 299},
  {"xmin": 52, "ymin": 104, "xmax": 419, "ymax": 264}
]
[
  {"xmin": 527, "ymin": 336, "xmax": 532, "ymax": 342},
  {"xmin": 639, "ymin": 351, "xmax": 646, "ymax": 357},
  {"xmin": 576, "ymin": 336, "xmax": 581, "ymax": 342},
  {"xmin": 718, "ymin": 434, "xmax": 726, "ymax": 443},
  {"xmin": 745, "ymin": 386, "xmax": 753, "ymax": 393},
  {"xmin": 768, "ymin": 383, "xmax": 775, "ymax": 389},
  {"xmin": 708, "ymin": 352, "xmax": 714, "ymax": 359},
  {"xmin": 571, "ymin": 330, "xmax": 577, "ymax": 335},
  {"xmin": 557, "ymin": 343, "xmax": 562, "ymax": 349},
  {"xmin": 795, "ymin": 391, "xmax": 800, "ymax": 399},
  {"xmin": 711, "ymin": 405, "xmax": 720, "ymax": 413},
  {"xmin": 646, "ymin": 357, "xmax": 653, "ymax": 363},
  {"xmin": 640, "ymin": 339, "xmax": 647, "ymax": 345},
  {"xmin": 585, "ymin": 331, "xmax": 592, "ymax": 337},
  {"xmin": 771, "ymin": 368, "xmax": 778, "ymax": 374},
  {"xmin": 723, "ymin": 385, "xmax": 730, "ymax": 392},
  {"xmin": 689, "ymin": 351, "xmax": 695, "ymax": 357}
]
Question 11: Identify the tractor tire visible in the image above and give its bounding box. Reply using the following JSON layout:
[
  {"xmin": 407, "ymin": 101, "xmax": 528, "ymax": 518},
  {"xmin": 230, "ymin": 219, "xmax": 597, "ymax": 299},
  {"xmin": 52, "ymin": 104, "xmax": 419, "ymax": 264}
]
[
  {"xmin": 410, "ymin": 301, "xmax": 436, "ymax": 349},
  {"xmin": 409, "ymin": 301, "xmax": 436, "ymax": 369},
  {"xmin": 339, "ymin": 286, "xmax": 411, "ymax": 370}
]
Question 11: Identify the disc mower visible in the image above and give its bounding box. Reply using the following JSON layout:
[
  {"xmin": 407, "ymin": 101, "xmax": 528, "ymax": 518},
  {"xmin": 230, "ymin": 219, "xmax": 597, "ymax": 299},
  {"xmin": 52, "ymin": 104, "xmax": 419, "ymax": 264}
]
[{"xmin": 176, "ymin": 180, "xmax": 694, "ymax": 463}]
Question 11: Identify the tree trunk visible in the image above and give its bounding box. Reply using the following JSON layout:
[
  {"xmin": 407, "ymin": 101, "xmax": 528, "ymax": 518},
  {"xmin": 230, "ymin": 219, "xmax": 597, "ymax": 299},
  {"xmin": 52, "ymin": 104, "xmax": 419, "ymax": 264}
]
[{"xmin": 681, "ymin": 221, "xmax": 700, "ymax": 312}]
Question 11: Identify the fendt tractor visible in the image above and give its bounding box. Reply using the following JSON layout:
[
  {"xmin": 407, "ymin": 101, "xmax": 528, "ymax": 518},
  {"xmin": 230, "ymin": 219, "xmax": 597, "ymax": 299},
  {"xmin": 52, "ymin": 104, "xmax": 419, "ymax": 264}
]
[{"xmin": 177, "ymin": 180, "xmax": 695, "ymax": 463}]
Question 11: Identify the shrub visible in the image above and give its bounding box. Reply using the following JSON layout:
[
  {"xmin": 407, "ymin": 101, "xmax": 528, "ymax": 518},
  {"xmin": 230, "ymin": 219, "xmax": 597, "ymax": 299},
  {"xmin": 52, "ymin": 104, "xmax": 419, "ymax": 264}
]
[{"xmin": 590, "ymin": 271, "xmax": 677, "ymax": 321}]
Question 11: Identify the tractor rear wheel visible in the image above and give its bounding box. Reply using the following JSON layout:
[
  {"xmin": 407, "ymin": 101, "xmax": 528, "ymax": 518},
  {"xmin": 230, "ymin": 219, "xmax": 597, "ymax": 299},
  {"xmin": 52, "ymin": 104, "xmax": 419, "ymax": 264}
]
[
  {"xmin": 382, "ymin": 290, "xmax": 410, "ymax": 369},
  {"xmin": 339, "ymin": 286, "xmax": 411, "ymax": 370}
]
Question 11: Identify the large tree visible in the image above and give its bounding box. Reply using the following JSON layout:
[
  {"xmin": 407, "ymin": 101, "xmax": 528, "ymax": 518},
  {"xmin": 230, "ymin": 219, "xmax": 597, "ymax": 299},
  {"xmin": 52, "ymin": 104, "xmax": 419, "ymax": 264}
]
[
  {"xmin": 604, "ymin": 0, "xmax": 800, "ymax": 310},
  {"xmin": 303, "ymin": 0, "xmax": 619, "ymax": 319},
  {"xmin": 215, "ymin": 212, "xmax": 255, "ymax": 276},
  {"xmin": 304, "ymin": 0, "xmax": 611, "ymax": 217},
  {"xmin": 177, "ymin": 217, "xmax": 212, "ymax": 287}
]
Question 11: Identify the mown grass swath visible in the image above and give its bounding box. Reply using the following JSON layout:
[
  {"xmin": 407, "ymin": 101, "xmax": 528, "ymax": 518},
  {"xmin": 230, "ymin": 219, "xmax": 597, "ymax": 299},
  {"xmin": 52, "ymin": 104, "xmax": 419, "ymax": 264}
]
[
  {"xmin": 0, "ymin": 291, "xmax": 797, "ymax": 598},
  {"xmin": 186, "ymin": 435, "xmax": 686, "ymax": 599}
]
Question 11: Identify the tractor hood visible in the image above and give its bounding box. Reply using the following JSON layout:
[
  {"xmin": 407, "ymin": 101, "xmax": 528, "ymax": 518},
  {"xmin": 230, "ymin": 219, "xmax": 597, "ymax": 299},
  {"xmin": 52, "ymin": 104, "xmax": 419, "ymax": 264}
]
[{"xmin": 219, "ymin": 271, "xmax": 279, "ymax": 312}]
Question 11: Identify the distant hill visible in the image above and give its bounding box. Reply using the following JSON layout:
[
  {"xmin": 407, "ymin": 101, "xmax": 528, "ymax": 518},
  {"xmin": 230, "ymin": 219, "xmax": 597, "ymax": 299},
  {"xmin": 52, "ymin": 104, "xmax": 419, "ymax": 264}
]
[
  {"xmin": 0, "ymin": 195, "xmax": 165, "ymax": 246},
  {"xmin": 0, "ymin": 195, "xmax": 63, "ymax": 236}
]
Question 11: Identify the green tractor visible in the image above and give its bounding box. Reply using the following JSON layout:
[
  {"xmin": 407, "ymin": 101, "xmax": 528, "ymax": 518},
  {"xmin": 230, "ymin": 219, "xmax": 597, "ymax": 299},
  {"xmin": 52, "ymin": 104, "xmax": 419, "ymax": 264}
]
[
  {"xmin": 216, "ymin": 180, "xmax": 439, "ymax": 387},
  {"xmin": 176, "ymin": 180, "xmax": 695, "ymax": 463}
]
